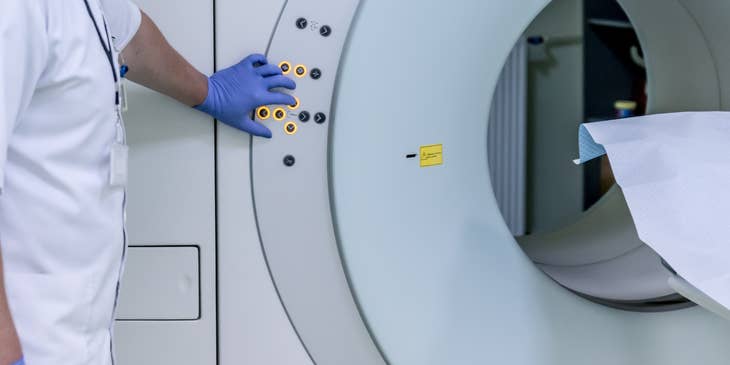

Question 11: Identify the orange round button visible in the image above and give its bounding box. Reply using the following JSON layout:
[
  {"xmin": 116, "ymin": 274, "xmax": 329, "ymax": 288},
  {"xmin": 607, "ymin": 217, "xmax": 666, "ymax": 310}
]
[
  {"xmin": 294, "ymin": 64, "xmax": 307, "ymax": 78},
  {"xmin": 288, "ymin": 96, "xmax": 300, "ymax": 110},
  {"xmin": 256, "ymin": 106, "xmax": 271, "ymax": 120},
  {"xmin": 273, "ymin": 107, "xmax": 286, "ymax": 121},
  {"xmin": 284, "ymin": 122, "xmax": 298, "ymax": 135},
  {"xmin": 278, "ymin": 61, "xmax": 292, "ymax": 75}
]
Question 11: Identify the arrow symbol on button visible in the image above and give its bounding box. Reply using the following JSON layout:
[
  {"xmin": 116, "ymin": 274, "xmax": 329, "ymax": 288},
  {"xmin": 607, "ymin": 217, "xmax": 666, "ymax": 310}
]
[
  {"xmin": 296, "ymin": 18, "xmax": 308, "ymax": 29},
  {"xmin": 320, "ymin": 25, "xmax": 332, "ymax": 37}
]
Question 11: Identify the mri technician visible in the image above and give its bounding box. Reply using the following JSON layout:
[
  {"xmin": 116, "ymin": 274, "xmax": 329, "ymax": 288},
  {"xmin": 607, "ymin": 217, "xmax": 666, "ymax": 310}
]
[{"xmin": 0, "ymin": 0, "xmax": 295, "ymax": 363}]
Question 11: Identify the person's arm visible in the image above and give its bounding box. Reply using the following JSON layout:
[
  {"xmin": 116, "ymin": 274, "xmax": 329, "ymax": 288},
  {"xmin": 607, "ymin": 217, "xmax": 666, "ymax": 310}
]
[
  {"xmin": 119, "ymin": 12, "xmax": 207, "ymax": 107},
  {"xmin": 0, "ymin": 246, "xmax": 22, "ymax": 365},
  {"xmin": 121, "ymin": 12, "xmax": 296, "ymax": 138}
]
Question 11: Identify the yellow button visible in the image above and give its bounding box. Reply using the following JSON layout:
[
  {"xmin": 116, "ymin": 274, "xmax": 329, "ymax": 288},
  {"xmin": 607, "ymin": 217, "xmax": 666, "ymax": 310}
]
[
  {"xmin": 284, "ymin": 121, "xmax": 298, "ymax": 135},
  {"xmin": 279, "ymin": 61, "xmax": 292, "ymax": 75},
  {"xmin": 288, "ymin": 96, "xmax": 300, "ymax": 110},
  {"xmin": 294, "ymin": 64, "xmax": 307, "ymax": 78},
  {"xmin": 256, "ymin": 106, "xmax": 271, "ymax": 120},
  {"xmin": 273, "ymin": 107, "xmax": 287, "ymax": 121}
]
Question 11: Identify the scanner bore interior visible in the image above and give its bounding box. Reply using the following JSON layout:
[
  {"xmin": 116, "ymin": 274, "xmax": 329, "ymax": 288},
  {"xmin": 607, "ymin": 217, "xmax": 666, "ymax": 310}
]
[{"xmin": 496, "ymin": 0, "xmax": 725, "ymax": 311}]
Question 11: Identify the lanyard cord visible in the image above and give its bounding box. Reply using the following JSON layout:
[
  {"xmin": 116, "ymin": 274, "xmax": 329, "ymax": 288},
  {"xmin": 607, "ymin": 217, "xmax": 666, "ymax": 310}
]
[{"xmin": 82, "ymin": 0, "xmax": 119, "ymax": 106}]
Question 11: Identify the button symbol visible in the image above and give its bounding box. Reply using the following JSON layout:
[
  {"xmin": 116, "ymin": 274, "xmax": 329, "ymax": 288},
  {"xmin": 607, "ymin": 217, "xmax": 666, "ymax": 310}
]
[
  {"xmin": 310, "ymin": 68, "xmax": 322, "ymax": 80},
  {"xmin": 283, "ymin": 155, "xmax": 296, "ymax": 167},
  {"xmin": 314, "ymin": 112, "xmax": 327, "ymax": 124},
  {"xmin": 296, "ymin": 17, "xmax": 308, "ymax": 29},
  {"xmin": 284, "ymin": 122, "xmax": 298, "ymax": 135},
  {"xmin": 320, "ymin": 25, "xmax": 332, "ymax": 37},
  {"xmin": 294, "ymin": 64, "xmax": 307, "ymax": 78},
  {"xmin": 273, "ymin": 107, "xmax": 286, "ymax": 121},
  {"xmin": 279, "ymin": 61, "xmax": 291, "ymax": 75},
  {"xmin": 257, "ymin": 106, "xmax": 270, "ymax": 120},
  {"xmin": 298, "ymin": 111, "xmax": 311, "ymax": 122}
]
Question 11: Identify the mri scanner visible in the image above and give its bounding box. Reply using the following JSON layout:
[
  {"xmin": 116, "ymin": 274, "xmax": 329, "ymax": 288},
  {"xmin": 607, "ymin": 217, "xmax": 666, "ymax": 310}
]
[{"xmin": 113, "ymin": 0, "xmax": 730, "ymax": 364}]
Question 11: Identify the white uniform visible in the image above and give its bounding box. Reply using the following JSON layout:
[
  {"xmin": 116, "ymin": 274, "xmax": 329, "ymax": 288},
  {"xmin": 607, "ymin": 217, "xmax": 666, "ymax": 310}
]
[{"xmin": 0, "ymin": 0, "xmax": 140, "ymax": 363}]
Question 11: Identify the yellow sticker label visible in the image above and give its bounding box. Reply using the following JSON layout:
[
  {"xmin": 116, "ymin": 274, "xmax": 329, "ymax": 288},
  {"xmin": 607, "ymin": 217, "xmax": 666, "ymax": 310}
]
[{"xmin": 420, "ymin": 144, "xmax": 443, "ymax": 167}]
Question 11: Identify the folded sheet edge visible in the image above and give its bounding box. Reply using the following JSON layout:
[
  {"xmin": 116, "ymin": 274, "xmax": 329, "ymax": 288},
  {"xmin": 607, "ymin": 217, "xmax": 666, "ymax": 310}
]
[{"xmin": 574, "ymin": 123, "xmax": 607, "ymax": 165}]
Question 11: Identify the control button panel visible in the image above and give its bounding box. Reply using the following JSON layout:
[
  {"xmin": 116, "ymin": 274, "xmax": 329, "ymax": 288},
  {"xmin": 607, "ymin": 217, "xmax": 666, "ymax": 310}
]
[
  {"xmin": 250, "ymin": 1, "xmax": 386, "ymax": 365},
  {"xmin": 254, "ymin": 59, "xmax": 327, "ymax": 132},
  {"xmin": 253, "ymin": 4, "xmax": 349, "ymax": 145}
]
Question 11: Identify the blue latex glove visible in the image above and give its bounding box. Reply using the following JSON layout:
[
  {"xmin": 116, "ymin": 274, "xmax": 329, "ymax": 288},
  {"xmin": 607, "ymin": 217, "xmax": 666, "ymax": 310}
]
[
  {"xmin": 11, "ymin": 357, "xmax": 24, "ymax": 365},
  {"xmin": 195, "ymin": 54, "xmax": 296, "ymax": 138}
]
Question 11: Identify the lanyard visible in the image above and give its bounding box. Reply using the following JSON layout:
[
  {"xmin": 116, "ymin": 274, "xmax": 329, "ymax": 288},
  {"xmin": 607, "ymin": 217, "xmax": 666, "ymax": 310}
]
[{"xmin": 82, "ymin": 0, "xmax": 119, "ymax": 106}]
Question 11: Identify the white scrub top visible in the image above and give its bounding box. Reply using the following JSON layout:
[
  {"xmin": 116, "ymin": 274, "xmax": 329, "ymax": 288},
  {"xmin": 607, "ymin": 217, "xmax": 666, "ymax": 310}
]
[{"xmin": 0, "ymin": 0, "xmax": 140, "ymax": 364}]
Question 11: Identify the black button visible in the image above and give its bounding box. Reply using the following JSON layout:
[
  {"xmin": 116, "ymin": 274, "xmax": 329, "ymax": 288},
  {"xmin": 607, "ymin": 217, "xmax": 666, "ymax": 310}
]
[
  {"xmin": 296, "ymin": 18, "xmax": 308, "ymax": 29},
  {"xmin": 280, "ymin": 63, "xmax": 290, "ymax": 73},
  {"xmin": 295, "ymin": 66, "xmax": 306, "ymax": 76},
  {"xmin": 310, "ymin": 68, "xmax": 322, "ymax": 80},
  {"xmin": 320, "ymin": 25, "xmax": 332, "ymax": 37},
  {"xmin": 314, "ymin": 112, "xmax": 327, "ymax": 124},
  {"xmin": 299, "ymin": 111, "xmax": 311, "ymax": 122},
  {"xmin": 286, "ymin": 123, "xmax": 296, "ymax": 133},
  {"xmin": 275, "ymin": 109, "xmax": 285, "ymax": 119},
  {"xmin": 283, "ymin": 155, "xmax": 296, "ymax": 167}
]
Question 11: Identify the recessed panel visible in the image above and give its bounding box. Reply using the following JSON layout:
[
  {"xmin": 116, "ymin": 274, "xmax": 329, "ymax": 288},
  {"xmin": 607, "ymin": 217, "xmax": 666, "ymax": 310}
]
[{"xmin": 116, "ymin": 246, "xmax": 200, "ymax": 320}]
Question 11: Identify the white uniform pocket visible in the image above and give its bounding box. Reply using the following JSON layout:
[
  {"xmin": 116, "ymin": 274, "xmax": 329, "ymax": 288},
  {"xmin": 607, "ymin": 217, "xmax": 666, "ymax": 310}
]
[{"xmin": 5, "ymin": 272, "xmax": 93, "ymax": 365}]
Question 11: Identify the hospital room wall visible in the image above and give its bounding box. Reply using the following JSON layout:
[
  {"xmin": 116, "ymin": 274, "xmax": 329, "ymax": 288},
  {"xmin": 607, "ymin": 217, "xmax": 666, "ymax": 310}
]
[{"xmin": 525, "ymin": 0, "xmax": 585, "ymax": 234}]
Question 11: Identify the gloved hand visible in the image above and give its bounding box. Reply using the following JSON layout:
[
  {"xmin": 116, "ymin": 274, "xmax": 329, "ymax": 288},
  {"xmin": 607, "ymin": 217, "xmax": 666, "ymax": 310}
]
[
  {"xmin": 11, "ymin": 357, "xmax": 24, "ymax": 365},
  {"xmin": 195, "ymin": 54, "xmax": 296, "ymax": 138}
]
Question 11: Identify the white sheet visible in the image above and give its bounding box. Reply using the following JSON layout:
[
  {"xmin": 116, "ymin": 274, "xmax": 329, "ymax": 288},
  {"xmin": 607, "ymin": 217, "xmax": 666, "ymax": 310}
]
[{"xmin": 576, "ymin": 112, "xmax": 730, "ymax": 313}]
